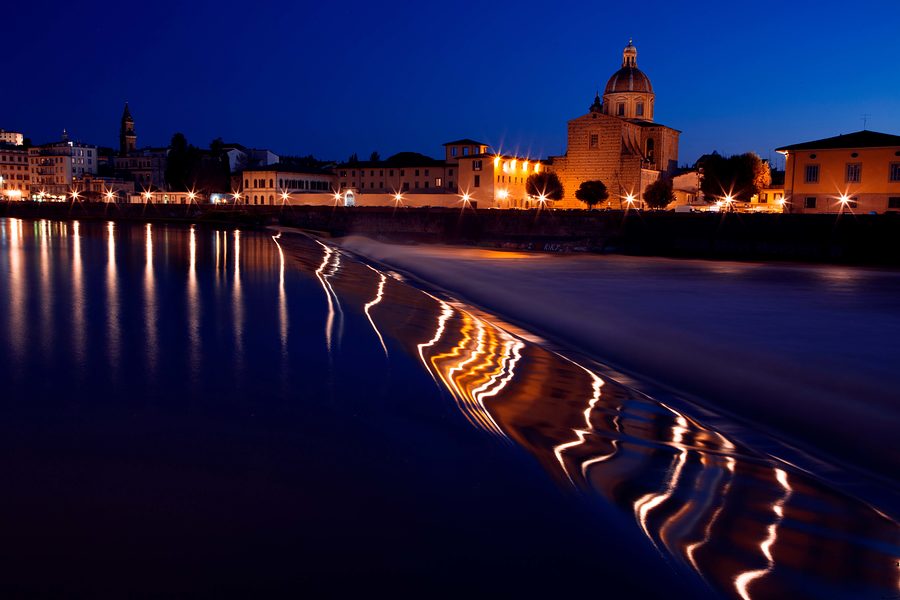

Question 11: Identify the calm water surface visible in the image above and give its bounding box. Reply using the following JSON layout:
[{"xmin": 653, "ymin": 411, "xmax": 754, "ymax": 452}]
[{"xmin": 0, "ymin": 218, "xmax": 897, "ymax": 598}]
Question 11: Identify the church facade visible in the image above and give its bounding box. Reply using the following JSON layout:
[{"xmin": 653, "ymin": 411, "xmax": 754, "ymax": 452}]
[{"xmin": 549, "ymin": 41, "xmax": 680, "ymax": 208}]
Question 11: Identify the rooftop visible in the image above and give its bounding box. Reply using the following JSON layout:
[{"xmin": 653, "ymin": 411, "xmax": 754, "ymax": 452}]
[
  {"xmin": 241, "ymin": 162, "xmax": 332, "ymax": 175},
  {"xmin": 442, "ymin": 139, "xmax": 488, "ymax": 147},
  {"xmin": 776, "ymin": 130, "xmax": 900, "ymax": 152},
  {"xmin": 334, "ymin": 151, "xmax": 446, "ymax": 169}
]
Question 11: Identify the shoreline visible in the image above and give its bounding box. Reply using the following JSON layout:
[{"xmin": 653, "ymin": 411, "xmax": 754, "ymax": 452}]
[{"xmin": 2, "ymin": 201, "xmax": 900, "ymax": 266}]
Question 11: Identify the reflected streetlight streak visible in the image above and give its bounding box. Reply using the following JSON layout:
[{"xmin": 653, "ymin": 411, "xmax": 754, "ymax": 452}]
[
  {"xmin": 106, "ymin": 221, "xmax": 120, "ymax": 370},
  {"xmin": 471, "ymin": 337, "xmax": 525, "ymax": 408},
  {"xmin": 188, "ymin": 225, "xmax": 200, "ymax": 379},
  {"xmin": 417, "ymin": 296, "xmax": 454, "ymax": 381},
  {"xmin": 232, "ymin": 229, "xmax": 243, "ymax": 362},
  {"xmin": 684, "ymin": 456, "xmax": 737, "ymax": 573},
  {"xmin": 7, "ymin": 219, "xmax": 25, "ymax": 362},
  {"xmin": 143, "ymin": 224, "xmax": 158, "ymax": 373},
  {"xmin": 633, "ymin": 415, "xmax": 690, "ymax": 544},
  {"xmin": 272, "ymin": 233, "xmax": 288, "ymax": 355},
  {"xmin": 425, "ymin": 314, "xmax": 506, "ymax": 439},
  {"xmin": 39, "ymin": 220, "xmax": 53, "ymax": 358},
  {"xmin": 552, "ymin": 362, "xmax": 606, "ymax": 485},
  {"xmin": 314, "ymin": 241, "xmax": 343, "ymax": 352},
  {"xmin": 72, "ymin": 221, "xmax": 86, "ymax": 365},
  {"xmin": 363, "ymin": 264, "xmax": 388, "ymax": 357},
  {"xmin": 734, "ymin": 468, "xmax": 793, "ymax": 600}
]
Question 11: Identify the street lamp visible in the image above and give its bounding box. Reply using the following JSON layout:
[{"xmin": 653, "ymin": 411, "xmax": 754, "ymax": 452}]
[
  {"xmin": 105, "ymin": 188, "xmax": 116, "ymax": 203},
  {"xmin": 280, "ymin": 191, "xmax": 290, "ymax": 205}
]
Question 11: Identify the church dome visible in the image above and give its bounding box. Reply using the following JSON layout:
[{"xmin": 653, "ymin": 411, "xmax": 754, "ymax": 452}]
[{"xmin": 604, "ymin": 66, "xmax": 653, "ymax": 94}]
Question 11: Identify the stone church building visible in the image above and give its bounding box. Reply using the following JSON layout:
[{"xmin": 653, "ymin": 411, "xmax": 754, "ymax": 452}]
[{"xmin": 550, "ymin": 41, "xmax": 680, "ymax": 208}]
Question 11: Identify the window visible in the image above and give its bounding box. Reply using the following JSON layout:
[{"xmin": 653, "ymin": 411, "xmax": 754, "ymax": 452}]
[
  {"xmin": 804, "ymin": 164, "xmax": 819, "ymax": 183},
  {"xmin": 448, "ymin": 180, "xmax": 454, "ymax": 189},
  {"xmin": 846, "ymin": 197, "xmax": 858, "ymax": 208},
  {"xmin": 435, "ymin": 177, "xmax": 442, "ymax": 187},
  {"xmin": 449, "ymin": 168, "xmax": 454, "ymax": 176},
  {"xmin": 846, "ymin": 163, "xmax": 861, "ymax": 183},
  {"xmin": 399, "ymin": 170, "xmax": 405, "ymax": 176},
  {"xmin": 474, "ymin": 175, "xmax": 480, "ymax": 187},
  {"xmin": 760, "ymin": 193, "xmax": 768, "ymax": 203},
  {"xmin": 424, "ymin": 169, "xmax": 429, "ymax": 176},
  {"xmin": 451, "ymin": 147, "xmax": 458, "ymax": 157},
  {"xmin": 890, "ymin": 163, "xmax": 900, "ymax": 182},
  {"xmin": 473, "ymin": 160, "xmax": 483, "ymax": 171},
  {"xmin": 414, "ymin": 181, "xmax": 419, "ymax": 189},
  {"xmin": 403, "ymin": 182, "xmax": 409, "ymax": 191},
  {"xmin": 463, "ymin": 147, "xmax": 469, "ymax": 156},
  {"xmin": 617, "ymin": 103, "xmax": 625, "ymax": 116},
  {"xmin": 888, "ymin": 197, "xmax": 900, "ymax": 209},
  {"xmin": 415, "ymin": 169, "xmax": 420, "ymax": 176},
  {"xmin": 636, "ymin": 102, "xmax": 644, "ymax": 117},
  {"xmin": 424, "ymin": 181, "xmax": 429, "ymax": 188},
  {"xmin": 269, "ymin": 179, "xmax": 273, "ymax": 187},
  {"xmin": 805, "ymin": 196, "xmax": 817, "ymax": 209},
  {"xmin": 389, "ymin": 170, "xmax": 394, "ymax": 176},
  {"xmin": 589, "ymin": 134, "xmax": 598, "ymax": 148}
]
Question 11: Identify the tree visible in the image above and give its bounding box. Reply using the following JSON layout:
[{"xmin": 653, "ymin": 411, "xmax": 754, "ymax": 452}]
[
  {"xmin": 643, "ymin": 178, "xmax": 675, "ymax": 210},
  {"xmin": 348, "ymin": 153, "xmax": 359, "ymax": 164},
  {"xmin": 369, "ymin": 151, "xmax": 381, "ymax": 162},
  {"xmin": 574, "ymin": 180, "xmax": 608, "ymax": 209},
  {"xmin": 525, "ymin": 171, "xmax": 564, "ymax": 202},
  {"xmin": 696, "ymin": 151, "xmax": 771, "ymax": 202},
  {"xmin": 165, "ymin": 133, "xmax": 193, "ymax": 191}
]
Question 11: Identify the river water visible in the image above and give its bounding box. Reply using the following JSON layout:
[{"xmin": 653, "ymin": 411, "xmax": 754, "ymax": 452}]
[{"xmin": 0, "ymin": 218, "xmax": 896, "ymax": 598}]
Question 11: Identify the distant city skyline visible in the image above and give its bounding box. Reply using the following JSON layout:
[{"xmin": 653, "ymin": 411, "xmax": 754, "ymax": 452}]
[{"xmin": 5, "ymin": 0, "xmax": 900, "ymax": 166}]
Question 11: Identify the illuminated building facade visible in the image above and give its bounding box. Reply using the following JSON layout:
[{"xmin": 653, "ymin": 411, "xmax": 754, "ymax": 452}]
[
  {"xmin": 0, "ymin": 129, "xmax": 24, "ymax": 146},
  {"xmin": 0, "ymin": 146, "xmax": 30, "ymax": 199},
  {"xmin": 28, "ymin": 130, "xmax": 97, "ymax": 198},
  {"xmin": 241, "ymin": 165, "xmax": 337, "ymax": 205},
  {"xmin": 777, "ymin": 130, "xmax": 900, "ymax": 213},
  {"xmin": 456, "ymin": 153, "xmax": 545, "ymax": 208},
  {"xmin": 73, "ymin": 174, "xmax": 136, "ymax": 201},
  {"xmin": 549, "ymin": 41, "xmax": 680, "ymax": 208}
]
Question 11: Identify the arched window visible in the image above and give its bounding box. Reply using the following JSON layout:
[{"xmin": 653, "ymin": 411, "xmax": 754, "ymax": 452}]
[
  {"xmin": 269, "ymin": 195, "xmax": 274, "ymax": 205},
  {"xmin": 269, "ymin": 179, "xmax": 273, "ymax": 188},
  {"xmin": 646, "ymin": 139, "xmax": 655, "ymax": 162}
]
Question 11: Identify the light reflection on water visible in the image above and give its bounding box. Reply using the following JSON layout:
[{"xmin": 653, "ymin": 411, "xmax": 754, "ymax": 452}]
[
  {"xmin": 0, "ymin": 218, "xmax": 897, "ymax": 598},
  {"xmin": 297, "ymin": 234, "xmax": 900, "ymax": 600}
]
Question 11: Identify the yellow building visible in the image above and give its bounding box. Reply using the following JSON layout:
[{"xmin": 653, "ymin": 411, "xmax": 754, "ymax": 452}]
[
  {"xmin": 0, "ymin": 146, "xmax": 30, "ymax": 200},
  {"xmin": 777, "ymin": 130, "xmax": 900, "ymax": 213},
  {"xmin": 456, "ymin": 153, "xmax": 545, "ymax": 208}
]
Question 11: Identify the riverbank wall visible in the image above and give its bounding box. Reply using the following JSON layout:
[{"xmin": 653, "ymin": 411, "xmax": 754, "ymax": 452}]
[{"xmin": 2, "ymin": 201, "xmax": 899, "ymax": 265}]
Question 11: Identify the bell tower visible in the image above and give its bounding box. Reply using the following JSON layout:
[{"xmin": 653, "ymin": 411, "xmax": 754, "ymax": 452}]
[{"xmin": 119, "ymin": 102, "xmax": 136, "ymax": 156}]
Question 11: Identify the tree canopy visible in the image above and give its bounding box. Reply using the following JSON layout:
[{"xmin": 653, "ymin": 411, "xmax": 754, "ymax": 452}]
[
  {"xmin": 525, "ymin": 172, "xmax": 564, "ymax": 202},
  {"xmin": 695, "ymin": 151, "xmax": 771, "ymax": 202},
  {"xmin": 643, "ymin": 178, "xmax": 675, "ymax": 209},
  {"xmin": 574, "ymin": 180, "xmax": 609, "ymax": 209},
  {"xmin": 164, "ymin": 133, "xmax": 230, "ymax": 193}
]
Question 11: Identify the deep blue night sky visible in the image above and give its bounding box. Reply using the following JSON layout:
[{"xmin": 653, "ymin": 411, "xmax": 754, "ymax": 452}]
[{"xmin": 5, "ymin": 0, "xmax": 900, "ymax": 166}]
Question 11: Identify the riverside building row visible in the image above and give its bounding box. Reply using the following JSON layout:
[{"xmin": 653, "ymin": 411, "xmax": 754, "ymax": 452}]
[{"xmin": 5, "ymin": 39, "xmax": 900, "ymax": 212}]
